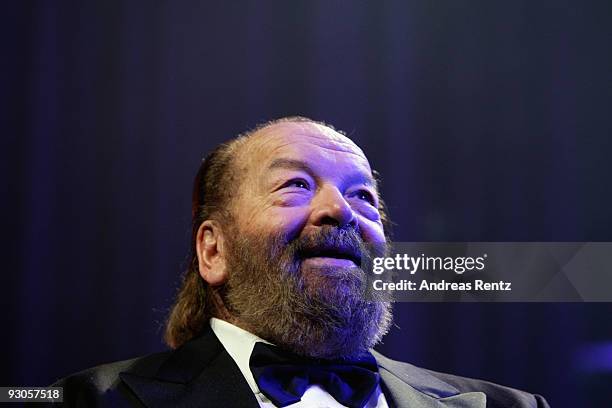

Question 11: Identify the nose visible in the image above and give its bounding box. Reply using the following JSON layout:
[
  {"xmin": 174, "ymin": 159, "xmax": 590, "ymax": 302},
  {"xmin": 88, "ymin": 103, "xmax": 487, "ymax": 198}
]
[{"xmin": 309, "ymin": 184, "xmax": 357, "ymax": 228}]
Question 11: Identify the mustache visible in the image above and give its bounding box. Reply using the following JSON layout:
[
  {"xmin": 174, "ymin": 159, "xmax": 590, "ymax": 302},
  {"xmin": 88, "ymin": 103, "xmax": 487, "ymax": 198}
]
[{"xmin": 279, "ymin": 225, "xmax": 384, "ymax": 267}]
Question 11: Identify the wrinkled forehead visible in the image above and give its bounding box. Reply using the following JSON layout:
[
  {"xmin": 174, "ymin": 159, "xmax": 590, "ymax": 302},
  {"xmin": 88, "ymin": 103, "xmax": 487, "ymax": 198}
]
[{"xmin": 239, "ymin": 122, "xmax": 372, "ymax": 175}]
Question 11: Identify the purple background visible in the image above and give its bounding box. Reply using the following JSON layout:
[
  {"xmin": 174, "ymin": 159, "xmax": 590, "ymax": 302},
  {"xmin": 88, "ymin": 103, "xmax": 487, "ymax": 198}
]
[{"xmin": 2, "ymin": 1, "xmax": 612, "ymax": 406}]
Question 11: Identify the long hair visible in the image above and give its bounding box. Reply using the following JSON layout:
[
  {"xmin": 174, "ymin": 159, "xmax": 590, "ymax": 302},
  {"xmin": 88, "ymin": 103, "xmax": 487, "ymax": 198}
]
[{"xmin": 163, "ymin": 139, "xmax": 245, "ymax": 348}]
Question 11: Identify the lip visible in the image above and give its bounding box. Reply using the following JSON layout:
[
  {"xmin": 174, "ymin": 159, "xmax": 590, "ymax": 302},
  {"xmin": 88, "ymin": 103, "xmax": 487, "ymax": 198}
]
[
  {"xmin": 299, "ymin": 246, "xmax": 362, "ymax": 266},
  {"xmin": 301, "ymin": 256, "xmax": 359, "ymax": 267}
]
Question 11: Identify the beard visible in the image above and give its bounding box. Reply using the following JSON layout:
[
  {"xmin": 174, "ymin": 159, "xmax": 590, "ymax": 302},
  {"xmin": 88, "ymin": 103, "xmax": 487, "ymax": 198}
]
[{"xmin": 218, "ymin": 223, "xmax": 393, "ymax": 360}]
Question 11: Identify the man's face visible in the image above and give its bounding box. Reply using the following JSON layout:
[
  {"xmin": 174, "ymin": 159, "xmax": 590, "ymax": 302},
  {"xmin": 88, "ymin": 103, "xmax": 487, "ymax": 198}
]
[
  {"xmin": 234, "ymin": 121, "xmax": 386, "ymax": 253},
  {"xmin": 220, "ymin": 122, "xmax": 391, "ymax": 359}
]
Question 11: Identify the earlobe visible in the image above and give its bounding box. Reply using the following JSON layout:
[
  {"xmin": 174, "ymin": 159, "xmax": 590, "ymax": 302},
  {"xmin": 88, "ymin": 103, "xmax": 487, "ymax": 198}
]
[{"xmin": 195, "ymin": 220, "xmax": 228, "ymax": 286}]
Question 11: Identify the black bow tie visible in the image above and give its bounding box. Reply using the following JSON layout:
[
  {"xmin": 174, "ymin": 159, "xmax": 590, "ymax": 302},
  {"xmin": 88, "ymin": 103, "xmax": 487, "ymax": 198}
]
[{"xmin": 249, "ymin": 342, "xmax": 380, "ymax": 408}]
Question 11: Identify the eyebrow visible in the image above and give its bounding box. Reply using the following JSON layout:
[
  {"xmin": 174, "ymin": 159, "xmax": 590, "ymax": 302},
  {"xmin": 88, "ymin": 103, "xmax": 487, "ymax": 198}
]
[
  {"xmin": 267, "ymin": 158, "xmax": 377, "ymax": 188},
  {"xmin": 268, "ymin": 158, "xmax": 314, "ymax": 175}
]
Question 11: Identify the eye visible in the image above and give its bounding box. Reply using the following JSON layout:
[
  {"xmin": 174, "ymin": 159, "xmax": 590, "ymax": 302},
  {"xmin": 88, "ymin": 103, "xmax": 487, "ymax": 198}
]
[
  {"xmin": 282, "ymin": 178, "xmax": 311, "ymax": 190},
  {"xmin": 354, "ymin": 189, "xmax": 377, "ymax": 206}
]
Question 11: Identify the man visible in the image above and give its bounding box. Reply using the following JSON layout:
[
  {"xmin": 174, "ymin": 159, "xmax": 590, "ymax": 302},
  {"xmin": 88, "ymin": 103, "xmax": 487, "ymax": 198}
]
[{"xmin": 53, "ymin": 117, "xmax": 549, "ymax": 407}]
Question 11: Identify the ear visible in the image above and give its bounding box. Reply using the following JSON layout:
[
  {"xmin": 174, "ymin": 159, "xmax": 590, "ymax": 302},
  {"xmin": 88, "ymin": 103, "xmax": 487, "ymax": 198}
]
[{"xmin": 195, "ymin": 220, "xmax": 229, "ymax": 286}]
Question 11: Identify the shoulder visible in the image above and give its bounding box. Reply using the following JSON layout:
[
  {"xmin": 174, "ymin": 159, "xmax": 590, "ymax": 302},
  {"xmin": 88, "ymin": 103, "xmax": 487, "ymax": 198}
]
[
  {"xmin": 50, "ymin": 351, "xmax": 170, "ymax": 406},
  {"xmin": 423, "ymin": 368, "xmax": 550, "ymax": 408},
  {"xmin": 372, "ymin": 350, "xmax": 550, "ymax": 408}
]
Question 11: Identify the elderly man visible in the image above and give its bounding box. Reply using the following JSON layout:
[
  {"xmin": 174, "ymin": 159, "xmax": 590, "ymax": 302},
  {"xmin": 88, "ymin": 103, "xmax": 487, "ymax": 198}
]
[{"xmin": 54, "ymin": 117, "xmax": 549, "ymax": 407}]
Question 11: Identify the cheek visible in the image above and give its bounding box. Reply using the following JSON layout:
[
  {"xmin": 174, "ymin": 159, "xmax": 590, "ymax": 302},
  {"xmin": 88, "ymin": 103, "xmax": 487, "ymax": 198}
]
[
  {"xmin": 358, "ymin": 217, "xmax": 386, "ymax": 246},
  {"xmin": 251, "ymin": 207, "xmax": 310, "ymax": 241}
]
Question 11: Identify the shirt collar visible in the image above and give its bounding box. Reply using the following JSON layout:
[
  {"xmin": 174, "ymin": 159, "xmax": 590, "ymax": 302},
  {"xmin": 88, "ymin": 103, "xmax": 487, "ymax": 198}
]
[{"xmin": 209, "ymin": 317, "xmax": 272, "ymax": 394}]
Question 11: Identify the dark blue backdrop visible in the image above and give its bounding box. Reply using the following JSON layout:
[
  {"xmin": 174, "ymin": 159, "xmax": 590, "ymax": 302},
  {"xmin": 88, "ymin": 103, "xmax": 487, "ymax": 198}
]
[{"xmin": 2, "ymin": 1, "xmax": 612, "ymax": 406}]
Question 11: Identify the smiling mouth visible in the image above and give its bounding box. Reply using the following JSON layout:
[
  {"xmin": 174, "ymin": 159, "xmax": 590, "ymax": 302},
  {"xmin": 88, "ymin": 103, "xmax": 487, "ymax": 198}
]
[{"xmin": 300, "ymin": 249, "xmax": 361, "ymax": 266}]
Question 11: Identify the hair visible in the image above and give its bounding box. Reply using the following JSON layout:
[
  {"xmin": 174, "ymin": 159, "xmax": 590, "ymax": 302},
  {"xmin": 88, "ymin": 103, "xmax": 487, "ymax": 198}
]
[{"xmin": 163, "ymin": 116, "xmax": 393, "ymax": 348}]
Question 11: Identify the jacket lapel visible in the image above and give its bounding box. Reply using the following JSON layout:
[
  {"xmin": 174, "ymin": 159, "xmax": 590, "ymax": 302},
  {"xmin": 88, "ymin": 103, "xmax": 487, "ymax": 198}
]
[
  {"xmin": 373, "ymin": 351, "xmax": 486, "ymax": 408},
  {"xmin": 119, "ymin": 325, "xmax": 259, "ymax": 408}
]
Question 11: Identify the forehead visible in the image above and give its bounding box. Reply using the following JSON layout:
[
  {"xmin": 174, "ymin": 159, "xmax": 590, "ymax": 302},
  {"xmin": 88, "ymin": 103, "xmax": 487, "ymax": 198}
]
[{"xmin": 241, "ymin": 122, "xmax": 373, "ymax": 177}]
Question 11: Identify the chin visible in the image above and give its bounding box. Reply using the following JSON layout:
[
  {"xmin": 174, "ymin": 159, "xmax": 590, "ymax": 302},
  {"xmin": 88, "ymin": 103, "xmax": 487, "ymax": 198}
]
[
  {"xmin": 299, "ymin": 265, "xmax": 367, "ymax": 297},
  {"xmin": 280, "ymin": 296, "xmax": 392, "ymax": 361}
]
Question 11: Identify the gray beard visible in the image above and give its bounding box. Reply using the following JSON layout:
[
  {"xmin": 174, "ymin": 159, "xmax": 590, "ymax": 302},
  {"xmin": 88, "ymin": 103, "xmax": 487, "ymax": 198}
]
[{"xmin": 219, "ymin": 225, "xmax": 393, "ymax": 360}]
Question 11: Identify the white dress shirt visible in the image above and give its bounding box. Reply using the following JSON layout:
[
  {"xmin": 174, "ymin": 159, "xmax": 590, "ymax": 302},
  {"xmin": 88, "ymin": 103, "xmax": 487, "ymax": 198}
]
[{"xmin": 210, "ymin": 318, "xmax": 389, "ymax": 408}]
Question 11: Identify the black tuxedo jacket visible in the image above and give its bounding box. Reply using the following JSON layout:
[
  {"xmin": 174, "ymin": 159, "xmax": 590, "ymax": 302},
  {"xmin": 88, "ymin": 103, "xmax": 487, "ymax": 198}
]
[{"xmin": 51, "ymin": 325, "xmax": 549, "ymax": 408}]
